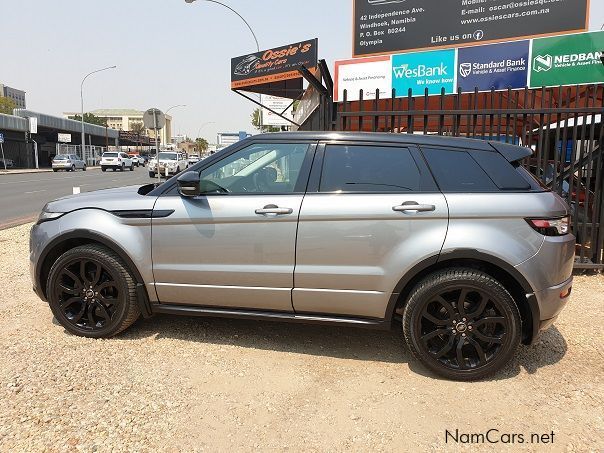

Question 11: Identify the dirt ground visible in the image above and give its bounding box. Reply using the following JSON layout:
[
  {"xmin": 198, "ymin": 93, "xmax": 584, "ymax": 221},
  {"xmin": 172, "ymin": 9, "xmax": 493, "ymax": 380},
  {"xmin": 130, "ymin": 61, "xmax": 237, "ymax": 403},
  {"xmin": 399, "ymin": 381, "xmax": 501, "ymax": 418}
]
[{"xmin": 0, "ymin": 223, "xmax": 602, "ymax": 452}]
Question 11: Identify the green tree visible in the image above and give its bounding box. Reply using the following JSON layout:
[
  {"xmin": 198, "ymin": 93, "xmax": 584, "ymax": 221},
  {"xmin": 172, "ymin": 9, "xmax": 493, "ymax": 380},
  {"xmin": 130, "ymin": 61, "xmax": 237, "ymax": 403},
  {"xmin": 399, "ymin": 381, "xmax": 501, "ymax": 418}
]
[
  {"xmin": 251, "ymin": 108, "xmax": 280, "ymax": 133},
  {"xmin": 0, "ymin": 97, "xmax": 16, "ymax": 115},
  {"xmin": 195, "ymin": 137, "xmax": 209, "ymax": 152},
  {"xmin": 68, "ymin": 113, "xmax": 107, "ymax": 127},
  {"xmin": 130, "ymin": 122, "xmax": 146, "ymax": 135}
]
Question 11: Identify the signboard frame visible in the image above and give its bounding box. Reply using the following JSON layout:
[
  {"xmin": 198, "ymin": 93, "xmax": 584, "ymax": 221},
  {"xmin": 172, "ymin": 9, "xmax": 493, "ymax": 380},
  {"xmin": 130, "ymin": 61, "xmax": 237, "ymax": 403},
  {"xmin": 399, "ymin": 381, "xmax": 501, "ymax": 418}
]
[{"xmin": 352, "ymin": 0, "xmax": 590, "ymax": 58}]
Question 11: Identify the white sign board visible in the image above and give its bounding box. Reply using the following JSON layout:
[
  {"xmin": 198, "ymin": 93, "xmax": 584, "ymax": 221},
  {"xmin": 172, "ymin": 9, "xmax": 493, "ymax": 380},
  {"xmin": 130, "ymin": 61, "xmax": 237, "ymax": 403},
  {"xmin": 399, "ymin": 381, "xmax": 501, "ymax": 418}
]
[
  {"xmin": 28, "ymin": 117, "xmax": 38, "ymax": 134},
  {"xmin": 261, "ymin": 95, "xmax": 294, "ymax": 127},
  {"xmin": 334, "ymin": 56, "xmax": 392, "ymax": 102},
  {"xmin": 58, "ymin": 133, "xmax": 72, "ymax": 143}
]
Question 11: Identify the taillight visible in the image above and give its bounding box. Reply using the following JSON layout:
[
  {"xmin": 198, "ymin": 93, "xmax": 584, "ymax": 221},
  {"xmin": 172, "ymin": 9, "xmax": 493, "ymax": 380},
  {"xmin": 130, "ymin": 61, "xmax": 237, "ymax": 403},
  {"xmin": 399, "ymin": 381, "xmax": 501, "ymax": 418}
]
[{"xmin": 526, "ymin": 216, "xmax": 570, "ymax": 236}]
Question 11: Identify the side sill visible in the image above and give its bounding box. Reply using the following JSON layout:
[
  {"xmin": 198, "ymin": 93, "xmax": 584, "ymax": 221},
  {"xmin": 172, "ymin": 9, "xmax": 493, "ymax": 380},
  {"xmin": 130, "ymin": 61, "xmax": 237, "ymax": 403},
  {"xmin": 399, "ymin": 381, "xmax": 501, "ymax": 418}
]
[{"xmin": 150, "ymin": 304, "xmax": 390, "ymax": 330}]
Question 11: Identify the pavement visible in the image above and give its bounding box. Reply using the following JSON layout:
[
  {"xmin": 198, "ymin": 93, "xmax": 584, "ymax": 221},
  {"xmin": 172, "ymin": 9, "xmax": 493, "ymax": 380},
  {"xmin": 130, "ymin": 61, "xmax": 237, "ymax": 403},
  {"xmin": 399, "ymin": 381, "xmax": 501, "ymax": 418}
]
[
  {"xmin": 0, "ymin": 167, "xmax": 99, "ymax": 175},
  {"xmin": 0, "ymin": 166, "xmax": 153, "ymax": 229}
]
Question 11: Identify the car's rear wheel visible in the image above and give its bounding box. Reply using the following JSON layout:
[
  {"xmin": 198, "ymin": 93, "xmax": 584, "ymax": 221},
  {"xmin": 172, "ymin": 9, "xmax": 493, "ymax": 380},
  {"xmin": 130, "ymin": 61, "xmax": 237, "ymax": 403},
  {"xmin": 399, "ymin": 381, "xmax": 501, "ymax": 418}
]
[
  {"xmin": 83, "ymin": 165, "xmax": 87, "ymax": 171},
  {"xmin": 46, "ymin": 244, "xmax": 140, "ymax": 338},
  {"xmin": 120, "ymin": 163, "xmax": 125, "ymax": 172},
  {"xmin": 130, "ymin": 164, "xmax": 134, "ymax": 171},
  {"xmin": 71, "ymin": 165, "xmax": 76, "ymax": 172},
  {"xmin": 402, "ymin": 268, "xmax": 521, "ymax": 381},
  {"xmin": 101, "ymin": 167, "xmax": 106, "ymax": 172},
  {"xmin": 53, "ymin": 169, "xmax": 58, "ymax": 172}
]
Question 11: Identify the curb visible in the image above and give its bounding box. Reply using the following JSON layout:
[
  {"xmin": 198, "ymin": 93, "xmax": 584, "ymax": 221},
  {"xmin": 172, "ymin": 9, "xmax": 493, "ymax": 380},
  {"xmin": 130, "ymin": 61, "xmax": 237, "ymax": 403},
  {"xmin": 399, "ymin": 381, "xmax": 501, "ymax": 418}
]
[{"xmin": 0, "ymin": 167, "xmax": 101, "ymax": 176}]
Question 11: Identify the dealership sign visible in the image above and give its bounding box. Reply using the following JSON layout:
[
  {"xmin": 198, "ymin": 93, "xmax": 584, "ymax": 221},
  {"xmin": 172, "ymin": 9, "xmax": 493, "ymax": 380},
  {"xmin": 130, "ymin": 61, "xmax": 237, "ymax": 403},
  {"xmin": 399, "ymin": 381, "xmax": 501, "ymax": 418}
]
[
  {"xmin": 457, "ymin": 40, "xmax": 529, "ymax": 92},
  {"xmin": 353, "ymin": 0, "xmax": 589, "ymax": 57},
  {"xmin": 231, "ymin": 39, "xmax": 318, "ymax": 90},
  {"xmin": 336, "ymin": 31, "xmax": 604, "ymax": 100},
  {"xmin": 530, "ymin": 32, "xmax": 604, "ymax": 88}
]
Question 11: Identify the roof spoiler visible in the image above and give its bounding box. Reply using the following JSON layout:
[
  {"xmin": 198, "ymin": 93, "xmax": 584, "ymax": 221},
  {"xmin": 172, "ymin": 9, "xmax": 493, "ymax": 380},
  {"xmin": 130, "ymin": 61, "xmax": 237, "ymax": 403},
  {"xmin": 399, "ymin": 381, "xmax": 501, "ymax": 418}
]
[{"xmin": 489, "ymin": 142, "xmax": 533, "ymax": 163}]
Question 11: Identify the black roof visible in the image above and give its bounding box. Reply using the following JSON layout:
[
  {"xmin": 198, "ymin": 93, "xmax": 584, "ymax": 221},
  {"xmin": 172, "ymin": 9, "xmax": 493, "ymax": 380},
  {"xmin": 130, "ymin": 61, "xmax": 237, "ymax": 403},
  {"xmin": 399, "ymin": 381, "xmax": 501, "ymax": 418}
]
[{"xmin": 249, "ymin": 132, "xmax": 531, "ymax": 162}]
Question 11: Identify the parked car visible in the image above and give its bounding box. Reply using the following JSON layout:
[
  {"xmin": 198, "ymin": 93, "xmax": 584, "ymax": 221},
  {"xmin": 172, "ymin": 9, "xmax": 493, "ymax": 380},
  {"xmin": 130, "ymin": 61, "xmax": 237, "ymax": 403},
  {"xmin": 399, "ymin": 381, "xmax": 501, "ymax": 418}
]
[
  {"xmin": 0, "ymin": 158, "xmax": 15, "ymax": 169},
  {"xmin": 188, "ymin": 154, "xmax": 201, "ymax": 166},
  {"xmin": 30, "ymin": 133, "xmax": 574, "ymax": 381},
  {"xmin": 52, "ymin": 154, "xmax": 86, "ymax": 172},
  {"xmin": 148, "ymin": 151, "xmax": 187, "ymax": 177},
  {"xmin": 100, "ymin": 152, "xmax": 134, "ymax": 172}
]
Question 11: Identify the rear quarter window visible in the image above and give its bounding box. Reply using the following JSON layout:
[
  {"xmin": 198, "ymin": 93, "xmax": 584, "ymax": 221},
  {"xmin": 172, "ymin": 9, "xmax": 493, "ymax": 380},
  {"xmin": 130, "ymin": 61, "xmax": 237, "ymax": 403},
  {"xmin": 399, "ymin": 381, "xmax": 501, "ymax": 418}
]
[{"xmin": 421, "ymin": 147, "xmax": 498, "ymax": 192}]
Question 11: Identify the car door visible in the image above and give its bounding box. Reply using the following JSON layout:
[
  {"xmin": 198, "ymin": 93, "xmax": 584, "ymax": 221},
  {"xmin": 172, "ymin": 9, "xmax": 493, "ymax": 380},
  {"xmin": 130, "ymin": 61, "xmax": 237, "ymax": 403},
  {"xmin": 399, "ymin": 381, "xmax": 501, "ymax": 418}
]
[
  {"xmin": 152, "ymin": 140, "xmax": 315, "ymax": 311},
  {"xmin": 293, "ymin": 141, "xmax": 449, "ymax": 319}
]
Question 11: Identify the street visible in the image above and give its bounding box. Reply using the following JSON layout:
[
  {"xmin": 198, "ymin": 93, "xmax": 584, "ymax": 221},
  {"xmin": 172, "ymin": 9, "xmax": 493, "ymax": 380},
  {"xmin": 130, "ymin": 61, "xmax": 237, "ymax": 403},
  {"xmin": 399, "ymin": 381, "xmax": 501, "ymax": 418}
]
[{"xmin": 0, "ymin": 168, "xmax": 153, "ymax": 229}]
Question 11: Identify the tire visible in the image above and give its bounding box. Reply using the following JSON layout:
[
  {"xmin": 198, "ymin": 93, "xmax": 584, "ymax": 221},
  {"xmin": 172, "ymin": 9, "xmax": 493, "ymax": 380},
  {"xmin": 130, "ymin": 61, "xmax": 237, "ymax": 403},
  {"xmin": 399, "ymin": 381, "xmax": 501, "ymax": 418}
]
[
  {"xmin": 148, "ymin": 172, "xmax": 155, "ymax": 178},
  {"xmin": 102, "ymin": 167, "xmax": 106, "ymax": 172},
  {"xmin": 83, "ymin": 165, "xmax": 87, "ymax": 171},
  {"xmin": 120, "ymin": 164, "xmax": 125, "ymax": 172},
  {"xmin": 112, "ymin": 168, "xmax": 116, "ymax": 172},
  {"xmin": 46, "ymin": 244, "xmax": 140, "ymax": 338},
  {"xmin": 130, "ymin": 164, "xmax": 134, "ymax": 171},
  {"xmin": 53, "ymin": 169, "xmax": 58, "ymax": 172},
  {"xmin": 402, "ymin": 268, "xmax": 521, "ymax": 381},
  {"xmin": 71, "ymin": 165, "xmax": 76, "ymax": 172}
]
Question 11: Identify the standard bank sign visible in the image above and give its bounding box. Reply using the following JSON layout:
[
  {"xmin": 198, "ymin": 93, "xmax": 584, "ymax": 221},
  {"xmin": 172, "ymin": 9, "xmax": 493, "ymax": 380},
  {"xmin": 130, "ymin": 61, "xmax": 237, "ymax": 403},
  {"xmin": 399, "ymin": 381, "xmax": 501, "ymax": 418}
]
[{"xmin": 457, "ymin": 41, "xmax": 529, "ymax": 92}]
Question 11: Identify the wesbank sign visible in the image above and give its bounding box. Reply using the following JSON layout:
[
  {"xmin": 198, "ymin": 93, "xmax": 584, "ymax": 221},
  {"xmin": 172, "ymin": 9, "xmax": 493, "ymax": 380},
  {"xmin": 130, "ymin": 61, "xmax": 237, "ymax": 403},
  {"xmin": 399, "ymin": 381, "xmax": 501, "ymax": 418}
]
[
  {"xmin": 334, "ymin": 30, "xmax": 604, "ymax": 100},
  {"xmin": 530, "ymin": 32, "xmax": 604, "ymax": 88},
  {"xmin": 391, "ymin": 50, "xmax": 456, "ymax": 96}
]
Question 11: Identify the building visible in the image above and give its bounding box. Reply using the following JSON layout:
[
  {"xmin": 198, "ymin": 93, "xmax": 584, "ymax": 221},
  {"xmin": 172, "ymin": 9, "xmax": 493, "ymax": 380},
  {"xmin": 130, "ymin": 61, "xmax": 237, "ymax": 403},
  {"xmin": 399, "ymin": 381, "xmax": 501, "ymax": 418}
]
[
  {"xmin": 217, "ymin": 131, "xmax": 252, "ymax": 150},
  {"xmin": 63, "ymin": 108, "xmax": 172, "ymax": 147},
  {"xmin": 0, "ymin": 84, "xmax": 26, "ymax": 109},
  {"xmin": 172, "ymin": 134, "xmax": 188, "ymax": 145}
]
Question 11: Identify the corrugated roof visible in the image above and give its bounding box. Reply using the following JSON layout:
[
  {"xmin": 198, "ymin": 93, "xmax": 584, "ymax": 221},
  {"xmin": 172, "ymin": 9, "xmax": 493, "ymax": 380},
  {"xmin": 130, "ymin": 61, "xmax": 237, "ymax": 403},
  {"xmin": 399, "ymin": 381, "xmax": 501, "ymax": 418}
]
[
  {"xmin": 0, "ymin": 113, "xmax": 28, "ymax": 132},
  {"xmin": 13, "ymin": 109, "xmax": 119, "ymax": 138}
]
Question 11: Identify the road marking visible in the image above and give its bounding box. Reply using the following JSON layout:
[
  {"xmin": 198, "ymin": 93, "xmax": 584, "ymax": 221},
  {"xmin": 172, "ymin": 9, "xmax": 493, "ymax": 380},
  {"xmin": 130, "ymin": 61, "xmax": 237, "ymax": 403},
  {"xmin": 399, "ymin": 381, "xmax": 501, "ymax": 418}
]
[{"xmin": 24, "ymin": 189, "xmax": 47, "ymax": 194}]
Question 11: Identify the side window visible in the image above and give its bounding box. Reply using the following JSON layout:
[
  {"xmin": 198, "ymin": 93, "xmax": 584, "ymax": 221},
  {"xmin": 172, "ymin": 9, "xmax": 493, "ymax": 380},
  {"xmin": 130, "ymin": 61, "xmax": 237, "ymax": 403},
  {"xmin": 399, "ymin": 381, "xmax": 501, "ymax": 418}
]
[
  {"xmin": 422, "ymin": 147, "xmax": 497, "ymax": 192},
  {"xmin": 319, "ymin": 144, "xmax": 424, "ymax": 193},
  {"xmin": 198, "ymin": 143, "xmax": 310, "ymax": 194}
]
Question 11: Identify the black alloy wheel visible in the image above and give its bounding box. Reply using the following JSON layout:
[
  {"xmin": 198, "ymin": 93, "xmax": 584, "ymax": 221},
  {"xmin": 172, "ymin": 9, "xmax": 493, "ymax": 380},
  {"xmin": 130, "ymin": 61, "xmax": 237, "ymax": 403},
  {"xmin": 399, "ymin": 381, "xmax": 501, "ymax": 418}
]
[
  {"xmin": 403, "ymin": 268, "xmax": 520, "ymax": 381},
  {"xmin": 47, "ymin": 245, "xmax": 140, "ymax": 338}
]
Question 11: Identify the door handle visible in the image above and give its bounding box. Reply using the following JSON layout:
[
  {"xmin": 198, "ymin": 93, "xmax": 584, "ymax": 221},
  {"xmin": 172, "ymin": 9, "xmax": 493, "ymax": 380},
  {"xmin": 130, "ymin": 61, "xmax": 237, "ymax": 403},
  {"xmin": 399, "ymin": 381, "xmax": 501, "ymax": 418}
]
[
  {"xmin": 392, "ymin": 202, "xmax": 436, "ymax": 213},
  {"xmin": 255, "ymin": 204, "xmax": 293, "ymax": 215}
]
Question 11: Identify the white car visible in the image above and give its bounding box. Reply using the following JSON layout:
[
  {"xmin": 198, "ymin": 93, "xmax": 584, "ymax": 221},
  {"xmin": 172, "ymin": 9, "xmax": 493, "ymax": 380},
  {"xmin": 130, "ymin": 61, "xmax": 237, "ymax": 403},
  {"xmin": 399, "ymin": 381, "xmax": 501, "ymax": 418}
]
[
  {"xmin": 52, "ymin": 154, "xmax": 86, "ymax": 172},
  {"xmin": 101, "ymin": 152, "xmax": 134, "ymax": 172},
  {"xmin": 188, "ymin": 154, "xmax": 201, "ymax": 166},
  {"xmin": 148, "ymin": 151, "xmax": 187, "ymax": 177}
]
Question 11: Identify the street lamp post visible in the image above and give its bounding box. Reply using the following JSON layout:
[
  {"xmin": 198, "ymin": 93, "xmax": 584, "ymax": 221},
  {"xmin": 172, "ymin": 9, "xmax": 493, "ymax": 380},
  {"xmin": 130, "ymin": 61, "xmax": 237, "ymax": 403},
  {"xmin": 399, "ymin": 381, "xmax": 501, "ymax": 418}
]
[
  {"xmin": 184, "ymin": 0, "xmax": 259, "ymax": 52},
  {"xmin": 164, "ymin": 104, "xmax": 186, "ymax": 147},
  {"xmin": 80, "ymin": 65, "xmax": 116, "ymax": 161}
]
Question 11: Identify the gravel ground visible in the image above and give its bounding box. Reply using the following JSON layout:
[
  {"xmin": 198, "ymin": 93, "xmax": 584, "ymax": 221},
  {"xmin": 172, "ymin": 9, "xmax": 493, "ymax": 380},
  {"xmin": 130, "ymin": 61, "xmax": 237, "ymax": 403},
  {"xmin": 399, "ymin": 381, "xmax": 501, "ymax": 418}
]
[{"xmin": 0, "ymin": 223, "xmax": 602, "ymax": 452}]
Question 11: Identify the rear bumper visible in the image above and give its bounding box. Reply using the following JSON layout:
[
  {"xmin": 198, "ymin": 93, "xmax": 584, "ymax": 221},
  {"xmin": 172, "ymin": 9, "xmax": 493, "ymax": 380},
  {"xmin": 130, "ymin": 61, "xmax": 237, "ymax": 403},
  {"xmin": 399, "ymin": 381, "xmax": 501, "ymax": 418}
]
[{"xmin": 534, "ymin": 275, "xmax": 573, "ymax": 321}]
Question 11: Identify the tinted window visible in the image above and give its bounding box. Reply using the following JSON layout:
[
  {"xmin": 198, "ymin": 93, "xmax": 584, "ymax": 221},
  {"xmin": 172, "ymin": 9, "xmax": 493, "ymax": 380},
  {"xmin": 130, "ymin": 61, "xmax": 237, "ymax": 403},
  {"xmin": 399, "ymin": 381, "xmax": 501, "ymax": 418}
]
[
  {"xmin": 198, "ymin": 143, "xmax": 309, "ymax": 194},
  {"xmin": 470, "ymin": 150, "xmax": 530, "ymax": 190},
  {"xmin": 422, "ymin": 147, "xmax": 497, "ymax": 192},
  {"xmin": 320, "ymin": 145, "xmax": 422, "ymax": 192},
  {"xmin": 103, "ymin": 152, "xmax": 118, "ymax": 158}
]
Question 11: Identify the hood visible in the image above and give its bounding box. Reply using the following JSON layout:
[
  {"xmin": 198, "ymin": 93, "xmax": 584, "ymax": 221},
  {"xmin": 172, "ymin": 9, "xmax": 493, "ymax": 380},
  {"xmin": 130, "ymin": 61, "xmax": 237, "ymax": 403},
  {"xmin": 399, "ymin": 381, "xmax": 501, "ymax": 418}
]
[{"xmin": 45, "ymin": 185, "xmax": 157, "ymax": 213}]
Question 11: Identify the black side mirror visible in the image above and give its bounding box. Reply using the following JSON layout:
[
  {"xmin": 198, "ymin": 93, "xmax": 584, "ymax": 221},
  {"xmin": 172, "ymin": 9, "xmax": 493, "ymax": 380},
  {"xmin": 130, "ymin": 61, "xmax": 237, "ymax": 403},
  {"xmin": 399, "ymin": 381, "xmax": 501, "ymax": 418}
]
[{"xmin": 177, "ymin": 171, "xmax": 201, "ymax": 197}]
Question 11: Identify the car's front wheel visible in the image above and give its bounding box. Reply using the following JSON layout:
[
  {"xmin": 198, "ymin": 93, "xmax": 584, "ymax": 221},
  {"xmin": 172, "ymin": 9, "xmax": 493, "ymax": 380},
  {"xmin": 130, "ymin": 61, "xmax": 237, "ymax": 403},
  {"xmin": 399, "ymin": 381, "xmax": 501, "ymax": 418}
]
[
  {"xmin": 402, "ymin": 268, "xmax": 521, "ymax": 381},
  {"xmin": 46, "ymin": 244, "xmax": 140, "ymax": 338}
]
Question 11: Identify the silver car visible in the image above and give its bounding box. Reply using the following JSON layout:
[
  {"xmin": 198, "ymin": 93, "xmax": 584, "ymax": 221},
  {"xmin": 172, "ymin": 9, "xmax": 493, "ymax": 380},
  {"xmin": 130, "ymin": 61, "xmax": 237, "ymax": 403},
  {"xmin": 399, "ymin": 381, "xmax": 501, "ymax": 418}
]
[
  {"xmin": 30, "ymin": 133, "xmax": 575, "ymax": 380},
  {"xmin": 52, "ymin": 154, "xmax": 86, "ymax": 172}
]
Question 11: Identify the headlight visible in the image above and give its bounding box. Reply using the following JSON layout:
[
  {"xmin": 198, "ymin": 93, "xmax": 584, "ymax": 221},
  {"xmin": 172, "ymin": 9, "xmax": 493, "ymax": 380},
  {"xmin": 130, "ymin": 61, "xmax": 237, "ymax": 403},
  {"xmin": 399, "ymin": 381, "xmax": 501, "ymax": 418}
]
[{"xmin": 37, "ymin": 211, "xmax": 64, "ymax": 225}]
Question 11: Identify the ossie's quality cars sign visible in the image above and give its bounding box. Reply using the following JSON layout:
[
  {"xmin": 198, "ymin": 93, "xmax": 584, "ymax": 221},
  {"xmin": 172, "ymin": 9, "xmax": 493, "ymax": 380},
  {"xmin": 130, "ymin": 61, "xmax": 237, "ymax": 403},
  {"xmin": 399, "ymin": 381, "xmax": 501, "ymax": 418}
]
[{"xmin": 231, "ymin": 39, "xmax": 318, "ymax": 90}]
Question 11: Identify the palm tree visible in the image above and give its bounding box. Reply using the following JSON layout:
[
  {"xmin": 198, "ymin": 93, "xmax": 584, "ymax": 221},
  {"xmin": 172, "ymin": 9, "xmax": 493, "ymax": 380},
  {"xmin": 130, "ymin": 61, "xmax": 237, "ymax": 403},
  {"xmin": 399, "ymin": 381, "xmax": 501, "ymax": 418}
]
[{"xmin": 195, "ymin": 137, "xmax": 209, "ymax": 152}]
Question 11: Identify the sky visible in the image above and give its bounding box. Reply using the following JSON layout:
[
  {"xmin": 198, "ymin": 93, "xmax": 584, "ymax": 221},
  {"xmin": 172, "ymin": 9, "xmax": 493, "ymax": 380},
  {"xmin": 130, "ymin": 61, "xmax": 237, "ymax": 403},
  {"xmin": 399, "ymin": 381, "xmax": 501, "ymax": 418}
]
[{"xmin": 1, "ymin": 1, "xmax": 603, "ymax": 144}]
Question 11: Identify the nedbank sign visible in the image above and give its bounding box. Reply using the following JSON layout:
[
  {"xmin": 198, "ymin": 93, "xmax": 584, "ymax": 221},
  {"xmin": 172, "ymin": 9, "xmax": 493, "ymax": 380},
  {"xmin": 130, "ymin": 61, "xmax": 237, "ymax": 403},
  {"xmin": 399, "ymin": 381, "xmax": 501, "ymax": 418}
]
[{"xmin": 530, "ymin": 32, "xmax": 604, "ymax": 88}]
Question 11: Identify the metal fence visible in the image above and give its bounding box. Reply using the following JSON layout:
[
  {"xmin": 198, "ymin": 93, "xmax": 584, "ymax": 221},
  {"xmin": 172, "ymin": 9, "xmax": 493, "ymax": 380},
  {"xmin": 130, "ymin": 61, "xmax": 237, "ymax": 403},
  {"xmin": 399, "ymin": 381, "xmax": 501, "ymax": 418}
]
[
  {"xmin": 56, "ymin": 144, "xmax": 105, "ymax": 166},
  {"xmin": 335, "ymin": 85, "xmax": 604, "ymax": 270}
]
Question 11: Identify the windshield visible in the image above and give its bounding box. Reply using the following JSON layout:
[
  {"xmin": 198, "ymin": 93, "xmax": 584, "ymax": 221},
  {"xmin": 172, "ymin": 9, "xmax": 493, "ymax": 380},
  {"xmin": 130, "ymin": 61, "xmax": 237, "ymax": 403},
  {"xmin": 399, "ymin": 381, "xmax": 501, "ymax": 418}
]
[
  {"xmin": 158, "ymin": 152, "xmax": 177, "ymax": 160},
  {"xmin": 54, "ymin": 155, "xmax": 68, "ymax": 160},
  {"xmin": 103, "ymin": 152, "xmax": 118, "ymax": 158}
]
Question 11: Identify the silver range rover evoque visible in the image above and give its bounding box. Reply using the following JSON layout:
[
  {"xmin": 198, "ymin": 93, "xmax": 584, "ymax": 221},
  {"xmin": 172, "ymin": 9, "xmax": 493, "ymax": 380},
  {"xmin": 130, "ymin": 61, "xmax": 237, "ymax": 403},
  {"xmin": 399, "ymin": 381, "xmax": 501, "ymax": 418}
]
[{"xmin": 30, "ymin": 132, "xmax": 575, "ymax": 380}]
